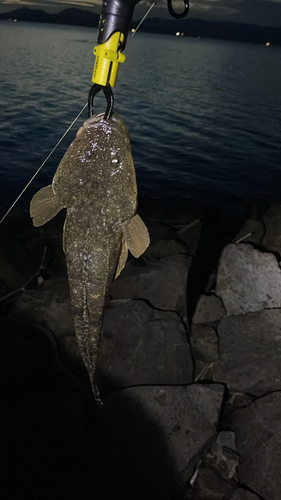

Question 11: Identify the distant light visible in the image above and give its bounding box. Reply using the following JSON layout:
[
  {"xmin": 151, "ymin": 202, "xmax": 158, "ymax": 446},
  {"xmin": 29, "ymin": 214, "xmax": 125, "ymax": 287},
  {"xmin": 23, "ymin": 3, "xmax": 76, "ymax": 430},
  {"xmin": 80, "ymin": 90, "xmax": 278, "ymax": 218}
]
[
  {"xmin": 180, "ymin": 32, "xmax": 184, "ymax": 36},
  {"xmin": 176, "ymin": 32, "xmax": 180, "ymax": 36},
  {"xmin": 13, "ymin": 19, "xmax": 17, "ymax": 22},
  {"xmin": 266, "ymin": 42, "xmax": 271, "ymax": 46},
  {"xmin": 131, "ymin": 28, "xmax": 136, "ymax": 33}
]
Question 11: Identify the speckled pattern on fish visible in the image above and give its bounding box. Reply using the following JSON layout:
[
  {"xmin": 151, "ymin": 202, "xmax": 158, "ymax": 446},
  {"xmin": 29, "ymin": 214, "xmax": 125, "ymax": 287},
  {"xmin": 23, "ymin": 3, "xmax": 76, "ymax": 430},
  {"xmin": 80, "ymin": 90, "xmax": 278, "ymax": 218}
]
[{"xmin": 30, "ymin": 112, "xmax": 150, "ymax": 404}]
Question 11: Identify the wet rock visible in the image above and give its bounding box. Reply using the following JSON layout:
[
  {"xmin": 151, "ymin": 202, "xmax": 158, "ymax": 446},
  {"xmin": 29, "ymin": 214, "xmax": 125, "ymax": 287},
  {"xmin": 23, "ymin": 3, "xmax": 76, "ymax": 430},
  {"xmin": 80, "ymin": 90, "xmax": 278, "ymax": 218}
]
[
  {"xmin": 110, "ymin": 254, "xmax": 192, "ymax": 320},
  {"xmin": 216, "ymin": 243, "xmax": 281, "ymax": 315},
  {"xmin": 233, "ymin": 218, "xmax": 265, "ymax": 245},
  {"xmin": 99, "ymin": 299, "xmax": 193, "ymax": 389},
  {"xmin": 192, "ymin": 294, "xmax": 226, "ymax": 324},
  {"xmin": 231, "ymin": 392, "xmax": 281, "ymax": 500},
  {"xmin": 105, "ymin": 384, "xmax": 224, "ymax": 488},
  {"xmin": 211, "ymin": 310, "xmax": 281, "ymax": 396},
  {"xmin": 230, "ymin": 490, "xmax": 261, "ymax": 500},
  {"xmin": 262, "ymin": 203, "xmax": 281, "ymax": 255}
]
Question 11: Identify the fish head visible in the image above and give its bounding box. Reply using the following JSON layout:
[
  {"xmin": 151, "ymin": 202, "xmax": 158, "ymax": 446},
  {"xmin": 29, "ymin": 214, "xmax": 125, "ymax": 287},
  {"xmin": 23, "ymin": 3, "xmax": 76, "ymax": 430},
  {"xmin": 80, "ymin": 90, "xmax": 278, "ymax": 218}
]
[{"xmin": 52, "ymin": 113, "xmax": 136, "ymax": 214}]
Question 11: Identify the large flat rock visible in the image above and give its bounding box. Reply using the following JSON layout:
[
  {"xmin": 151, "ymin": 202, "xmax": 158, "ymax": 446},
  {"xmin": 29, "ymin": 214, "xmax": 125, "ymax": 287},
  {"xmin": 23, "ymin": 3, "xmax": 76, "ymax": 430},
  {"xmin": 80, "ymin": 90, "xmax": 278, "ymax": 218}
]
[
  {"xmin": 211, "ymin": 310, "xmax": 281, "ymax": 396},
  {"xmin": 109, "ymin": 254, "xmax": 192, "ymax": 320},
  {"xmin": 231, "ymin": 392, "xmax": 281, "ymax": 500},
  {"xmin": 9, "ymin": 278, "xmax": 194, "ymax": 391},
  {"xmin": 103, "ymin": 384, "xmax": 224, "ymax": 489},
  {"xmin": 99, "ymin": 299, "xmax": 193, "ymax": 389},
  {"xmin": 7, "ymin": 277, "xmax": 86, "ymax": 379},
  {"xmin": 216, "ymin": 243, "xmax": 281, "ymax": 315}
]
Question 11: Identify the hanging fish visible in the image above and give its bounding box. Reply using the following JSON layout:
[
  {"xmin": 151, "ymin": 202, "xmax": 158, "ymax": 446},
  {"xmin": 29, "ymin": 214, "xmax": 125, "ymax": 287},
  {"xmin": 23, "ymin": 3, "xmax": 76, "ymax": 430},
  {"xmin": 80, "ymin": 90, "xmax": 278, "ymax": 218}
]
[{"xmin": 30, "ymin": 112, "xmax": 150, "ymax": 404}]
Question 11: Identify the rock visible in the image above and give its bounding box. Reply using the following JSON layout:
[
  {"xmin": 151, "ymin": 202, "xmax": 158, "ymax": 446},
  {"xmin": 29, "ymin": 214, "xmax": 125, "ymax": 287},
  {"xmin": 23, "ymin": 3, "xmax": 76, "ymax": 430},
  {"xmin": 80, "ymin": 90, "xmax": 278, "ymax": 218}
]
[
  {"xmin": 190, "ymin": 324, "xmax": 219, "ymax": 364},
  {"xmin": 109, "ymin": 254, "xmax": 192, "ymax": 320},
  {"xmin": 0, "ymin": 316, "xmax": 94, "ymax": 500},
  {"xmin": 9, "ymin": 277, "xmax": 74, "ymax": 336},
  {"xmin": 144, "ymin": 239, "xmax": 188, "ymax": 259},
  {"xmin": 222, "ymin": 393, "xmax": 254, "ymax": 429},
  {"xmin": 216, "ymin": 243, "xmax": 281, "ymax": 315},
  {"xmin": 99, "ymin": 299, "xmax": 193, "ymax": 389},
  {"xmin": 262, "ymin": 203, "xmax": 281, "ymax": 255},
  {"xmin": 190, "ymin": 431, "xmax": 238, "ymax": 500},
  {"xmin": 9, "ymin": 276, "xmax": 193, "ymax": 390},
  {"xmin": 0, "ymin": 315, "xmax": 89, "ymax": 406},
  {"xmin": 177, "ymin": 219, "xmax": 202, "ymax": 256},
  {"xmin": 191, "ymin": 467, "xmax": 235, "ymax": 500},
  {"xmin": 231, "ymin": 392, "xmax": 281, "ymax": 500},
  {"xmin": 8, "ymin": 277, "xmax": 87, "ymax": 381},
  {"xmin": 0, "ymin": 236, "xmax": 42, "ymax": 295},
  {"xmin": 145, "ymin": 223, "xmax": 178, "ymax": 243},
  {"xmin": 211, "ymin": 310, "xmax": 281, "ymax": 396},
  {"xmin": 233, "ymin": 218, "xmax": 265, "ymax": 245},
  {"xmin": 215, "ymin": 431, "xmax": 236, "ymax": 451},
  {"xmin": 103, "ymin": 384, "xmax": 224, "ymax": 489},
  {"xmin": 208, "ymin": 443, "xmax": 239, "ymax": 482},
  {"xmin": 192, "ymin": 294, "xmax": 226, "ymax": 324},
  {"xmin": 230, "ymin": 490, "xmax": 261, "ymax": 500}
]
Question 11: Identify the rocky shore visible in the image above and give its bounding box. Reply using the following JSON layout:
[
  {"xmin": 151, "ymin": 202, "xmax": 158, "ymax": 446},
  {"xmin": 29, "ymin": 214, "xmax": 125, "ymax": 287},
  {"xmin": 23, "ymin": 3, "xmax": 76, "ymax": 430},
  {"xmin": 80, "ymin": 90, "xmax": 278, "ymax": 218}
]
[{"xmin": 1, "ymin": 200, "xmax": 281, "ymax": 499}]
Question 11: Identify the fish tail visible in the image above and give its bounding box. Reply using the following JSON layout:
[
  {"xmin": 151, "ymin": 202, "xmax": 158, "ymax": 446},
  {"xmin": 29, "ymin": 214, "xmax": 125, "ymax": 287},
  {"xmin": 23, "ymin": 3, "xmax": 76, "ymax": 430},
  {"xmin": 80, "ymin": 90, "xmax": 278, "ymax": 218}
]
[
  {"xmin": 67, "ymin": 243, "xmax": 121, "ymax": 404},
  {"xmin": 69, "ymin": 285, "xmax": 105, "ymax": 403},
  {"xmin": 64, "ymin": 220, "xmax": 122, "ymax": 404}
]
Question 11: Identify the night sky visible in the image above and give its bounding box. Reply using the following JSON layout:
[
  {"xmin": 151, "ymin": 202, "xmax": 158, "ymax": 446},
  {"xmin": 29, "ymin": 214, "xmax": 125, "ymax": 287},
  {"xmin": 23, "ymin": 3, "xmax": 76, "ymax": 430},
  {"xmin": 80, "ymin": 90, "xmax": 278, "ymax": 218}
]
[{"xmin": 0, "ymin": 0, "xmax": 281, "ymax": 27}]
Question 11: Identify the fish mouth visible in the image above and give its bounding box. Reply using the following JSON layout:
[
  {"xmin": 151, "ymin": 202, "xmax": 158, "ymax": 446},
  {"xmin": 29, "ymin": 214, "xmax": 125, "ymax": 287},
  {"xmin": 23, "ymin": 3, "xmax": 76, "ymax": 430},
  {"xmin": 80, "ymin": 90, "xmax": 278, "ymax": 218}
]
[{"xmin": 83, "ymin": 112, "xmax": 126, "ymax": 136}]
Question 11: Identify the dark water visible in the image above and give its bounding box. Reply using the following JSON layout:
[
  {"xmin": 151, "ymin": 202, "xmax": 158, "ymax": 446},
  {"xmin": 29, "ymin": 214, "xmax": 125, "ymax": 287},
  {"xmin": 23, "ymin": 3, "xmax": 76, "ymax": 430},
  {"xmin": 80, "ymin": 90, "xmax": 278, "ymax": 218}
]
[{"xmin": 1, "ymin": 21, "xmax": 281, "ymax": 218}]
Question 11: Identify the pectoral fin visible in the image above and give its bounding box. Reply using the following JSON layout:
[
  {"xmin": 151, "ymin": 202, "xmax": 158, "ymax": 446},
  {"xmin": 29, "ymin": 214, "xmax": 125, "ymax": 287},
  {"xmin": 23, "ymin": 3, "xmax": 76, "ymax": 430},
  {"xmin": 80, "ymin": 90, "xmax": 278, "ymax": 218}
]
[
  {"xmin": 115, "ymin": 237, "xmax": 128, "ymax": 279},
  {"xmin": 30, "ymin": 185, "xmax": 64, "ymax": 227},
  {"xmin": 122, "ymin": 213, "xmax": 150, "ymax": 258}
]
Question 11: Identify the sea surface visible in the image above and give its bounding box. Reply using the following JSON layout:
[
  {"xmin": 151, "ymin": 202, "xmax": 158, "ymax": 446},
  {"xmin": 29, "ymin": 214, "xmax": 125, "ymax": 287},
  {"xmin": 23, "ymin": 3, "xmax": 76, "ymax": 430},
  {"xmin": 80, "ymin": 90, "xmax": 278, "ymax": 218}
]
[{"xmin": 0, "ymin": 21, "xmax": 281, "ymax": 218}]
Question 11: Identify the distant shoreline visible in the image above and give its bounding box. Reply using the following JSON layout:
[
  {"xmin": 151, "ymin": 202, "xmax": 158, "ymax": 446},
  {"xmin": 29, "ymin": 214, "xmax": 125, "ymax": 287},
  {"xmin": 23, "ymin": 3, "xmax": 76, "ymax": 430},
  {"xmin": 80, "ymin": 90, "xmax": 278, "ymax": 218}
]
[{"xmin": 1, "ymin": 7, "xmax": 281, "ymax": 46}]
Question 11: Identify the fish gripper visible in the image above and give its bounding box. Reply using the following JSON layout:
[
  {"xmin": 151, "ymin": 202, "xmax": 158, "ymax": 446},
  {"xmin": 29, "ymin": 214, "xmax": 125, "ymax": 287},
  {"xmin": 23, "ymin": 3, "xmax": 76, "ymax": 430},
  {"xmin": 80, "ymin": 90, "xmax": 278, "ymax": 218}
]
[{"xmin": 88, "ymin": 83, "xmax": 114, "ymax": 120}]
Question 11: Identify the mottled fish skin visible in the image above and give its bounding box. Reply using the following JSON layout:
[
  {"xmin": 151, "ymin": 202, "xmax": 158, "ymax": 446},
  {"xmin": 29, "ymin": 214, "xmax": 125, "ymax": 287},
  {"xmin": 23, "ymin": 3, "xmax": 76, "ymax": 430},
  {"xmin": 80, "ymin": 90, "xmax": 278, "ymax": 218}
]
[{"xmin": 30, "ymin": 113, "xmax": 149, "ymax": 404}]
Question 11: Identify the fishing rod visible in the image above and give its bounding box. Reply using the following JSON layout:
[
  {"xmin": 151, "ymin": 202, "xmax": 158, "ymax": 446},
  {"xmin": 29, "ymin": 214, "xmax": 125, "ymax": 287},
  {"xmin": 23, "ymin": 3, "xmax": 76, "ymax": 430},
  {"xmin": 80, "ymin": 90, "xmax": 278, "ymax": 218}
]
[{"xmin": 88, "ymin": 0, "xmax": 190, "ymax": 119}]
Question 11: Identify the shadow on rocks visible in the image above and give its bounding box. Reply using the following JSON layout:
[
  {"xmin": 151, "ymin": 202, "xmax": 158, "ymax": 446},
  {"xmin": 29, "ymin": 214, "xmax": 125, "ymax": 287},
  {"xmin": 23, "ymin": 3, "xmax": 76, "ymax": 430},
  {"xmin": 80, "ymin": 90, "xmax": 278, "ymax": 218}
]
[
  {"xmin": 87, "ymin": 383, "xmax": 184, "ymax": 500},
  {"xmin": 186, "ymin": 209, "xmax": 246, "ymax": 323},
  {"xmin": 0, "ymin": 316, "xmax": 183, "ymax": 500}
]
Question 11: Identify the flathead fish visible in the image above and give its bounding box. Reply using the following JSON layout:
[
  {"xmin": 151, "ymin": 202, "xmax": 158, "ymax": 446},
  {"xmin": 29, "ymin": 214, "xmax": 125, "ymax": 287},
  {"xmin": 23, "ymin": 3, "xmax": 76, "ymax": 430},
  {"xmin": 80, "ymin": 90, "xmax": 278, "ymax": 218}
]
[{"xmin": 30, "ymin": 113, "xmax": 150, "ymax": 404}]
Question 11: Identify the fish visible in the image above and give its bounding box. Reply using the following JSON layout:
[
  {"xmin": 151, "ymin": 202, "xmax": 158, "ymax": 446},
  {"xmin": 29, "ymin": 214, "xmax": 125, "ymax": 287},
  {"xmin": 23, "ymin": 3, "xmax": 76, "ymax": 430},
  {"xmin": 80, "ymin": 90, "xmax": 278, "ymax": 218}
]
[{"xmin": 30, "ymin": 112, "xmax": 150, "ymax": 404}]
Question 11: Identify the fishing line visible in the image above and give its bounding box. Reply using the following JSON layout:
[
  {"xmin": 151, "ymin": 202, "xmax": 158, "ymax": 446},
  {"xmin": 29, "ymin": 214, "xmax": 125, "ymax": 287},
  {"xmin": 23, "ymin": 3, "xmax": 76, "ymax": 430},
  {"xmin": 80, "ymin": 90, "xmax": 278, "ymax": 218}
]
[
  {"xmin": 0, "ymin": 2, "xmax": 156, "ymax": 225},
  {"xmin": 0, "ymin": 103, "xmax": 88, "ymax": 225},
  {"xmin": 128, "ymin": 2, "xmax": 156, "ymax": 42}
]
